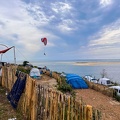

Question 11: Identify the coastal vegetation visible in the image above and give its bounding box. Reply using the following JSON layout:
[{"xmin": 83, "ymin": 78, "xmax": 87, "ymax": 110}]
[
  {"xmin": 114, "ymin": 95, "xmax": 120, "ymax": 101},
  {"xmin": 17, "ymin": 61, "xmax": 33, "ymax": 74},
  {"xmin": 57, "ymin": 75, "xmax": 76, "ymax": 98},
  {"xmin": 17, "ymin": 65, "xmax": 31, "ymax": 74},
  {"xmin": 22, "ymin": 61, "xmax": 29, "ymax": 66}
]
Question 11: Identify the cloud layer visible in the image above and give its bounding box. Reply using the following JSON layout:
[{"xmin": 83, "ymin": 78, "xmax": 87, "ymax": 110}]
[{"xmin": 0, "ymin": 0, "xmax": 120, "ymax": 62}]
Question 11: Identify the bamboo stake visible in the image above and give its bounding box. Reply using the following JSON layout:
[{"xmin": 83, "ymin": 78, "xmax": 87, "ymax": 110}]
[
  {"xmin": 62, "ymin": 95, "xmax": 66, "ymax": 120},
  {"xmin": 58, "ymin": 93, "xmax": 62, "ymax": 120},
  {"xmin": 53, "ymin": 91, "xmax": 55, "ymax": 120},
  {"xmin": 84, "ymin": 105, "xmax": 87, "ymax": 120},
  {"xmin": 67, "ymin": 96, "xmax": 70, "ymax": 120},
  {"xmin": 49, "ymin": 90, "xmax": 53, "ymax": 120},
  {"xmin": 95, "ymin": 109, "xmax": 98, "ymax": 120},
  {"xmin": 75, "ymin": 101, "xmax": 79, "ymax": 120},
  {"xmin": 86, "ymin": 105, "xmax": 92, "ymax": 120},
  {"xmin": 44, "ymin": 89, "xmax": 48, "ymax": 120},
  {"xmin": 70, "ymin": 96, "xmax": 73, "ymax": 120},
  {"xmin": 55, "ymin": 91, "xmax": 59, "ymax": 120}
]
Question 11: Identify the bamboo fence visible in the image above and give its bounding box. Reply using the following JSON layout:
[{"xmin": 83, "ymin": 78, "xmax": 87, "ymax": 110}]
[
  {"xmin": 36, "ymin": 85, "xmax": 101, "ymax": 120},
  {"xmin": 1, "ymin": 66, "xmax": 101, "ymax": 120}
]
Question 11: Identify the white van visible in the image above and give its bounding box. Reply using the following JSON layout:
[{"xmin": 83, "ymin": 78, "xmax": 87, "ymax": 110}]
[
  {"xmin": 109, "ymin": 86, "xmax": 120, "ymax": 96},
  {"xmin": 98, "ymin": 77, "xmax": 113, "ymax": 86}
]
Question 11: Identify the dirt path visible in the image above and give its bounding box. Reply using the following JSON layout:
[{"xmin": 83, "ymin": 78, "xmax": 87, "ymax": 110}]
[
  {"xmin": 37, "ymin": 75, "xmax": 120, "ymax": 120},
  {"xmin": 36, "ymin": 75, "xmax": 57, "ymax": 88},
  {"xmin": 29, "ymin": 74, "xmax": 120, "ymax": 120},
  {"xmin": 75, "ymin": 89, "xmax": 120, "ymax": 120}
]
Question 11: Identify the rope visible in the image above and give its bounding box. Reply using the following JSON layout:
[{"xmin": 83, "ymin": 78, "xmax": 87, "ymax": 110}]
[{"xmin": 15, "ymin": 47, "xmax": 33, "ymax": 65}]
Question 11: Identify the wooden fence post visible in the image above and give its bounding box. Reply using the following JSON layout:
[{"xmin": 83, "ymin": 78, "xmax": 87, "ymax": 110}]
[
  {"xmin": 70, "ymin": 96, "xmax": 74, "ymax": 120},
  {"xmin": 86, "ymin": 105, "xmax": 92, "ymax": 120},
  {"xmin": 67, "ymin": 96, "xmax": 70, "ymax": 120}
]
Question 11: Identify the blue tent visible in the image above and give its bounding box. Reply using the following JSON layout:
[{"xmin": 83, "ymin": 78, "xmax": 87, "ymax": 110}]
[{"xmin": 65, "ymin": 74, "xmax": 88, "ymax": 89}]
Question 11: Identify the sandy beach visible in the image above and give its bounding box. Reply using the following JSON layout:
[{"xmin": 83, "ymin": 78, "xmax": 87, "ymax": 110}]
[{"xmin": 73, "ymin": 61, "xmax": 120, "ymax": 66}]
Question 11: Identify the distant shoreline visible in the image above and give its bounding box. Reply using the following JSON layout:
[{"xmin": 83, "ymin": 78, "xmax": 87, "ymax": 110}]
[{"xmin": 74, "ymin": 61, "xmax": 120, "ymax": 66}]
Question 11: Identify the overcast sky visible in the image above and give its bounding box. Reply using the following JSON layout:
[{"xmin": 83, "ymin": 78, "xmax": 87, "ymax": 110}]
[{"xmin": 0, "ymin": 0, "xmax": 120, "ymax": 63}]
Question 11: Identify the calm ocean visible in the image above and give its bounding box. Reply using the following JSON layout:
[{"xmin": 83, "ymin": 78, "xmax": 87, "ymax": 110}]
[{"xmin": 32, "ymin": 59, "xmax": 120, "ymax": 84}]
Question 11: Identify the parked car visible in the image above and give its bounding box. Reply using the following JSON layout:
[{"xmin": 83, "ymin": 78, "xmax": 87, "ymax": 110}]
[
  {"xmin": 84, "ymin": 75, "xmax": 98, "ymax": 83},
  {"xmin": 109, "ymin": 86, "xmax": 120, "ymax": 96},
  {"xmin": 84, "ymin": 75, "xmax": 93, "ymax": 81},
  {"xmin": 90, "ymin": 78, "xmax": 98, "ymax": 83}
]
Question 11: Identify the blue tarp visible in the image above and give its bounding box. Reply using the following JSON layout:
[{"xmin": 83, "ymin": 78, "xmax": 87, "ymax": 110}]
[{"xmin": 65, "ymin": 74, "xmax": 88, "ymax": 89}]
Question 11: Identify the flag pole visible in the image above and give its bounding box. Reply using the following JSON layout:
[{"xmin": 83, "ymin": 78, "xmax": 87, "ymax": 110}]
[
  {"xmin": 0, "ymin": 44, "xmax": 16, "ymax": 65},
  {"xmin": 13, "ymin": 46, "xmax": 16, "ymax": 65}
]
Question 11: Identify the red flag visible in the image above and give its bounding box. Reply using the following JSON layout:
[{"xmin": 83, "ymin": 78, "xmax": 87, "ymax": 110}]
[{"xmin": 0, "ymin": 46, "xmax": 13, "ymax": 54}]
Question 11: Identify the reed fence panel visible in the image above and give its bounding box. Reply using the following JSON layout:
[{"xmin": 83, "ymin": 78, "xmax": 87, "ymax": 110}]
[{"xmin": 1, "ymin": 66, "xmax": 16, "ymax": 90}]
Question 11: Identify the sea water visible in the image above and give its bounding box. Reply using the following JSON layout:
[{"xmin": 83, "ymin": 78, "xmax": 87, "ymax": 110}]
[{"xmin": 32, "ymin": 59, "xmax": 120, "ymax": 84}]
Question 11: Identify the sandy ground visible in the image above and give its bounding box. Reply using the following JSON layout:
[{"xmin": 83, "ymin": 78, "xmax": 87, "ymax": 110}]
[
  {"xmin": 75, "ymin": 89, "xmax": 120, "ymax": 120},
  {"xmin": 36, "ymin": 75, "xmax": 120, "ymax": 120},
  {"xmin": 36, "ymin": 75, "xmax": 57, "ymax": 89},
  {"xmin": 73, "ymin": 61, "xmax": 120, "ymax": 66}
]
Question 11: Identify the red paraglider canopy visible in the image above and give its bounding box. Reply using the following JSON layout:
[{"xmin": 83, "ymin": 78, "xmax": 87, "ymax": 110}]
[
  {"xmin": 41, "ymin": 38, "xmax": 47, "ymax": 46},
  {"xmin": 0, "ymin": 46, "xmax": 14, "ymax": 54}
]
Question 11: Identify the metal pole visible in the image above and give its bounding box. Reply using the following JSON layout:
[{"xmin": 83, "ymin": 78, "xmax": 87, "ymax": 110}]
[
  {"xmin": 1, "ymin": 54, "xmax": 3, "ymax": 62},
  {"xmin": 0, "ymin": 44, "xmax": 16, "ymax": 64},
  {"xmin": 13, "ymin": 46, "xmax": 16, "ymax": 65}
]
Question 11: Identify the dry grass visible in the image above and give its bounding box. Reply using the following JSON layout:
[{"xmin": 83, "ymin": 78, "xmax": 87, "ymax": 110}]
[{"xmin": 0, "ymin": 86, "xmax": 24, "ymax": 120}]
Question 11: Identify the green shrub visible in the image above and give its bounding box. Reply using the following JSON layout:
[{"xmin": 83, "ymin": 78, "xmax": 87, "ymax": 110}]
[
  {"xmin": 113, "ymin": 90, "xmax": 120, "ymax": 101},
  {"xmin": 17, "ymin": 66, "xmax": 31, "ymax": 74},
  {"xmin": 57, "ymin": 76, "xmax": 76, "ymax": 98},
  {"xmin": 114, "ymin": 94, "xmax": 120, "ymax": 102},
  {"xmin": 22, "ymin": 61, "xmax": 29, "ymax": 66},
  {"xmin": 57, "ymin": 83, "xmax": 72, "ymax": 93}
]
